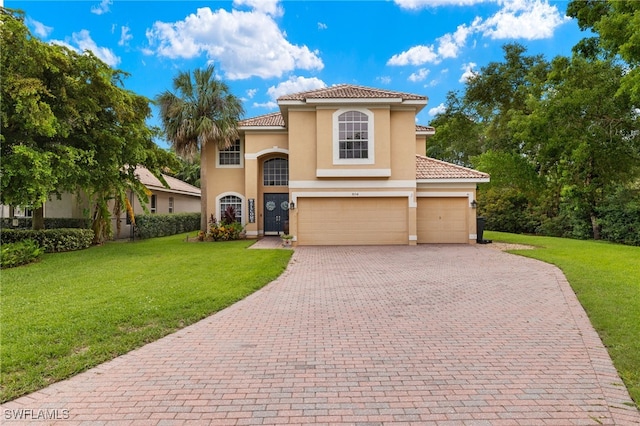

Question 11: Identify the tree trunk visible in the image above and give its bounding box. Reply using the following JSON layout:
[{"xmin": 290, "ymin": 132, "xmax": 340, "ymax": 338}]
[
  {"xmin": 590, "ymin": 213, "xmax": 601, "ymax": 240},
  {"xmin": 32, "ymin": 206, "xmax": 45, "ymax": 230},
  {"xmin": 200, "ymin": 143, "xmax": 208, "ymax": 232}
]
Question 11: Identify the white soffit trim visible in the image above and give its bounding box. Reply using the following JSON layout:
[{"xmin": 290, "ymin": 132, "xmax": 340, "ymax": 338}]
[
  {"xmin": 416, "ymin": 129, "xmax": 436, "ymax": 136},
  {"xmin": 289, "ymin": 180, "xmax": 416, "ymax": 189},
  {"xmin": 316, "ymin": 168, "xmax": 391, "ymax": 178}
]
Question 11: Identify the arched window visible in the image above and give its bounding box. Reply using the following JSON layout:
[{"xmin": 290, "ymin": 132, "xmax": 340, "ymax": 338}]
[
  {"xmin": 263, "ymin": 158, "xmax": 288, "ymax": 186},
  {"xmin": 338, "ymin": 111, "xmax": 369, "ymax": 159},
  {"xmin": 219, "ymin": 195, "xmax": 242, "ymax": 223}
]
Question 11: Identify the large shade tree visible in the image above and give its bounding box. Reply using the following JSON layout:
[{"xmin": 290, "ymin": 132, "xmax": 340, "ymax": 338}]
[
  {"xmin": 1, "ymin": 8, "xmax": 174, "ymax": 241},
  {"xmin": 156, "ymin": 66, "xmax": 244, "ymax": 231}
]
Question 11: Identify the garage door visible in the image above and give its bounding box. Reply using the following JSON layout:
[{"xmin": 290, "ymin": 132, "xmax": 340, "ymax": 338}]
[
  {"xmin": 297, "ymin": 197, "xmax": 408, "ymax": 245},
  {"xmin": 417, "ymin": 197, "xmax": 469, "ymax": 243}
]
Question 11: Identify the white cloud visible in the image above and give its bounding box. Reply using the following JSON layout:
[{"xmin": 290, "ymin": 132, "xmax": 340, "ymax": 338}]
[
  {"xmin": 246, "ymin": 88, "xmax": 258, "ymax": 99},
  {"xmin": 146, "ymin": 7, "xmax": 323, "ymax": 80},
  {"xmin": 437, "ymin": 23, "xmax": 472, "ymax": 59},
  {"xmin": 266, "ymin": 76, "xmax": 326, "ymax": 100},
  {"xmin": 73, "ymin": 30, "xmax": 121, "ymax": 67},
  {"xmin": 429, "ymin": 103, "xmax": 447, "ymax": 116},
  {"xmin": 394, "ymin": 0, "xmax": 489, "ymax": 9},
  {"xmin": 90, "ymin": 0, "xmax": 112, "ymax": 15},
  {"xmin": 387, "ymin": 45, "xmax": 439, "ymax": 66},
  {"xmin": 318, "ymin": 22, "xmax": 328, "ymax": 30},
  {"xmin": 26, "ymin": 17, "xmax": 53, "ymax": 38},
  {"xmin": 118, "ymin": 26, "xmax": 133, "ymax": 46},
  {"xmin": 377, "ymin": 76, "xmax": 392, "ymax": 85},
  {"xmin": 50, "ymin": 39, "xmax": 77, "ymax": 52},
  {"xmin": 233, "ymin": 0, "xmax": 283, "ymax": 17},
  {"xmin": 408, "ymin": 68, "xmax": 430, "ymax": 82},
  {"xmin": 474, "ymin": 0, "xmax": 570, "ymax": 40},
  {"xmin": 459, "ymin": 62, "xmax": 477, "ymax": 83},
  {"xmin": 389, "ymin": 0, "xmax": 568, "ymax": 70}
]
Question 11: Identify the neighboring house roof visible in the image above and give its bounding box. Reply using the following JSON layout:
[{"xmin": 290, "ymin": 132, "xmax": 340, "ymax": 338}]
[
  {"xmin": 135, "ymin": 166, "xmax": 201, "ymax": 197},
  {"xmin": 277, "ymin": 84, "xmax": 427, "ymax": 102},
  {"xmin": 416, "ymin": 155, "xmax": 490, "ymax": 182}
]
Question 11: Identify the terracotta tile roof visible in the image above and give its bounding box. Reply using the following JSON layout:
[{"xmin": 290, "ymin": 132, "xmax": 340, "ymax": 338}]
[
  {"xmin": 416, "ymin": 124, "xmax": 435, "ymax": 133},
  {"xmin": 416, "ymin": 155, "xmax": 489, "ymax": 181},
  {"xmin": 135, "ymin": 166, "xmax": 201, "ymax": 196},
  {"xmin": 239, "ymin": 112, "xmax": 285, "ymax": 127},
  {"xmin": 277, "ymin": 84, "xmax": 426, "ymax": 101}
]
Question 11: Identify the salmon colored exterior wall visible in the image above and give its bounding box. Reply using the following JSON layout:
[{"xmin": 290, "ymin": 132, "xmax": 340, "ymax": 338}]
[{"xmin": 204, "ymin": 90, "xmax": 486, "ymax": 245}]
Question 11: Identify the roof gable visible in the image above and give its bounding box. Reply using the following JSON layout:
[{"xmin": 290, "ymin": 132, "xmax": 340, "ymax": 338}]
[
  {"xmin": 277, "ymin": 84, "xmax": 427, "ymax": 102},
  {"xmin": 416, "ymin": 155, "xmax": 489, "ymax": 181}
]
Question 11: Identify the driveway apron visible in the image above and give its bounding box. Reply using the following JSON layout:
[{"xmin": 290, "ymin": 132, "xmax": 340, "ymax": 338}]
[{"xmin": 2, "ymin": 245, "xmax": 639, "ymax": 425}]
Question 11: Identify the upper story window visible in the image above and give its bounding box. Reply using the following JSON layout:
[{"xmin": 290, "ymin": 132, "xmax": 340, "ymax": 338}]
[
  {"xmin": 218, "ymin": 139, "xmax": 242, "ymax": 167},
  {"xmin": 263, "ymin": 158, "xmax": 288, "ymax": 186},
  {"xmin": 333, "ymin": 109, "xmax": 375, "ymax": 165}
]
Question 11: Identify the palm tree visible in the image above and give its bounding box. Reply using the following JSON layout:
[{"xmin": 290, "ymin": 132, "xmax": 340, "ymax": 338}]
[{"xmin": 156, "ymin": 66, "xmax": 244, "ymax": 231}]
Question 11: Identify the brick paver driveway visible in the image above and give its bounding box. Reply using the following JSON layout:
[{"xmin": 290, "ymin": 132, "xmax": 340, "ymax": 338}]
[{"xmin": 3, "ymin": 245, "xmax": 639, "ymax": 425}]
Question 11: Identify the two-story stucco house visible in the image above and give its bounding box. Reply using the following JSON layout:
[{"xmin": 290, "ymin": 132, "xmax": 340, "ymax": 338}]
[{"xmin": 204, "ymin": 84, "xmax": 489, "ymax": 245}]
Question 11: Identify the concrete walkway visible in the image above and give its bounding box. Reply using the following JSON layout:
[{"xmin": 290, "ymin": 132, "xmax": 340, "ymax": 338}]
[{"xmin": 2, "ymin": 245, "xmax": 639, "ymax": 425}]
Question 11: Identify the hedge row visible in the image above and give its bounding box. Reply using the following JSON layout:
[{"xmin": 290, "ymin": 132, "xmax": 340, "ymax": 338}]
[
  {"xmin": 1, "ymin": 229, "xmax": 94, "ymax": 253},
  {"xmin": 0, "ymin": 218, "xmax": 91, "ymax": 229},
  {"xmin": 135, "ymin": 213, "xmax": 200, "ymax": 239}
]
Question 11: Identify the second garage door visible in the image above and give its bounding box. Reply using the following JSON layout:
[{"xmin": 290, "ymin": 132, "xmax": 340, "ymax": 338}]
[
  {"xmin": 417, "ymin": 197, "xmax": 469, "ymax": 243},
  {"xmin": 297, "ymin": 197, "xmax": 408, "ymax": 245}
]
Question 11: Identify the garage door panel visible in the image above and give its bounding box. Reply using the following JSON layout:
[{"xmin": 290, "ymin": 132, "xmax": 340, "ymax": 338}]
[
  {"xmin": 417, "ymin": 197, "xmax": 468, "ymax": 244},
  {"xmin": 298, "ymin": 198, "xmax": 407, "ymax": 245}
]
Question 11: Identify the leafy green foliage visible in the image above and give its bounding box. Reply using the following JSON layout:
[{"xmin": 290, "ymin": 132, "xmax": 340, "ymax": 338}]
[
  {"xmin": 156, "ymin": 66, "xmax": 244, "ymax": 231},
  {"xmin": 134, "ymin": 213, "xmax": 200, "ymax": 239},
  {"xmin": 0, "ymin": 240, "xmax": 43, "ymax": 269},
  {"xmin": 0, "ymin": 218, "xmax": 91, "ymax": 230},
  {"xmin": 430, "ymin": 41, "xmax": 640, "ymax": 244},
  {"xmin": 207, "ymin": 210, "xmax": 244, "ymax": 241},
  {"xmin": 1, "ymin": 229, "xmax": 94, "ymax": 253},
  {"xmin": 0, "ymin": 10, "xmax": 177, "ymax": 239},
  {"xmin": 568, "ymin": 0, "xmax": 640, "ymax": 103}
]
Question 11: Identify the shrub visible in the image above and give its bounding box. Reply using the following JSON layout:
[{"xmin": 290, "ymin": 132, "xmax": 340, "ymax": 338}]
[
  {"xmin": 1, "ymin": 239, "xmax": 44, "ymax": 268},
  {"xmin": 1, "ymin": 229, "xmax": 94, "ymax": 253},
  {"xmin": 0, "ymin": 218, "xmax": 91, "ymax": 230},
  {"xmin": 135, "ymin": 213, "xmax": 200, "ymax": 239},
  {"xmin": 208, "ymin": 211, "xmax": 244, "ymax": 241}
]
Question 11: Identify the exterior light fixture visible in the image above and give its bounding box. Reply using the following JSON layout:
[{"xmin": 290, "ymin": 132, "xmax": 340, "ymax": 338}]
[
  {"xmin": 289, "ymin": 201, "xmax": 295, "ymax": 210},
  {"xmin": 471, "ymin": 199, "xmax": 478, "ymax": 209}
]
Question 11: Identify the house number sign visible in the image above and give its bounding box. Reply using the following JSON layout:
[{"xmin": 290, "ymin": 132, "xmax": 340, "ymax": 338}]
[{"xmin": 248, "ymin": 199, "xmax": 255, "ymax": 223}]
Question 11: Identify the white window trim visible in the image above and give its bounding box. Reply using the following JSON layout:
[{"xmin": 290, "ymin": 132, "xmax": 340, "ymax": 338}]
[
  {"xmin": 217, "ymin": 139, "xmax": 244, "ymax": 168},
  {"xmin": 215, "ymin": 192, "xmax": 245, "ymax": 224},
  {"xmin": 332, "ymin": 108, "xmax": 375, "ymax": 165}
]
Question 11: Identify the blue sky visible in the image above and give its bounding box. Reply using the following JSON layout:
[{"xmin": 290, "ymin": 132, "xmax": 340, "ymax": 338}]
[{"xmin": 8, "ymin": 0, "xmax": 588, "ymax": 148}]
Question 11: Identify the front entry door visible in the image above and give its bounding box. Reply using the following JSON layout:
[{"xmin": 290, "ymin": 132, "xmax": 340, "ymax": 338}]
[{"xmin": 264, "ymin": 193, "xmax": 289, "ymax": 235}]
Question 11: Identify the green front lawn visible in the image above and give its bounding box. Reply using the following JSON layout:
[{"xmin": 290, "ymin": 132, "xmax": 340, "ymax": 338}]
[
  {"xmin": 485, "ymin": 231, "xmax": 640, "ymax": 407},
  {"xmin": 0, "ymin": 236, "xmax": 292, "ymax": 403}
]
